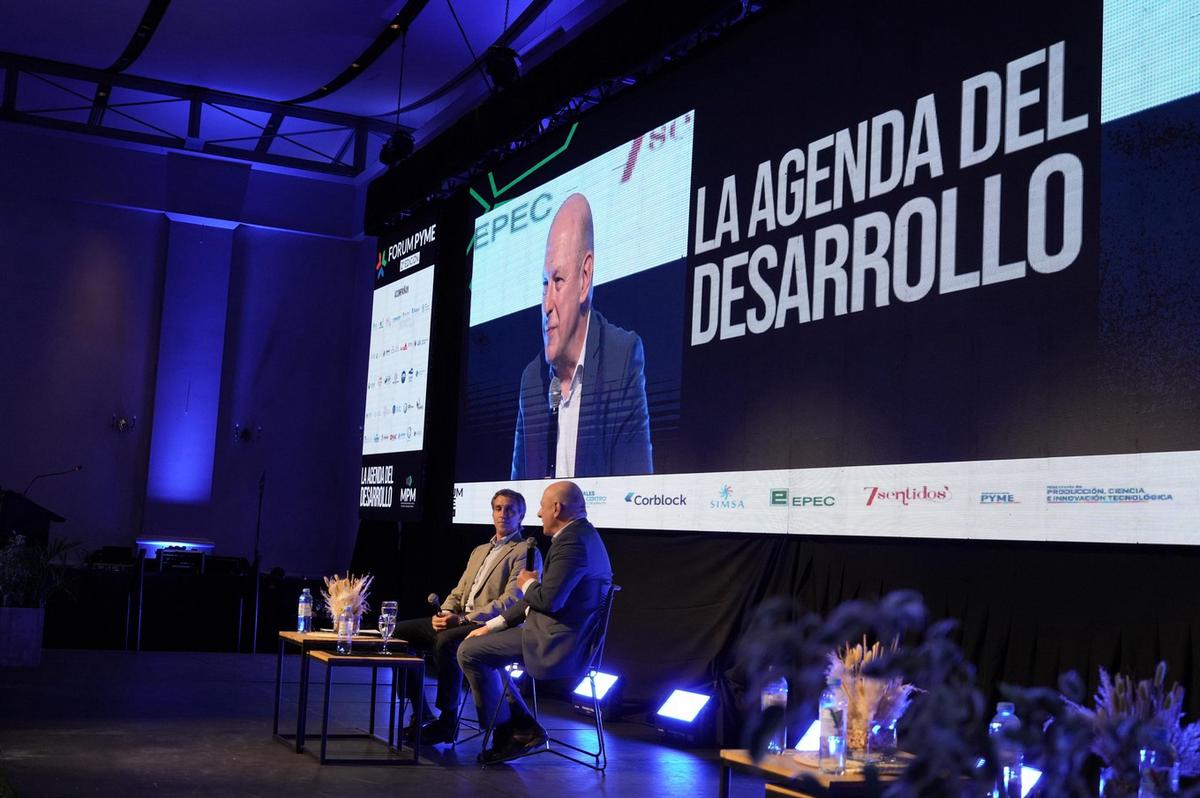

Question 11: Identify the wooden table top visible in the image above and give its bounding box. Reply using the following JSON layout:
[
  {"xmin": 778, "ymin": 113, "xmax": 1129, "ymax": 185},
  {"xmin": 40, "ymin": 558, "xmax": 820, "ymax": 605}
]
[
  {"xmin": 720, "ymin": 749, "xmax": 902, "ymax": 795},
  {"xmin": 278, "ymin": 630, "xmax": 406, "ymax": 645},
  {"xmin": 307, "ymin": 650, "xmax": 424, "ymax": 666}
]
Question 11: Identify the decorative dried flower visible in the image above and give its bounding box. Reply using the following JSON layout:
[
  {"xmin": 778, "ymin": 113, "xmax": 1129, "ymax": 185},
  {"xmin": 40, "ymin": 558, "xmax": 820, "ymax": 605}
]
[
  {"xmin": 320, "ymin": 573, "xmax": 373, "ymax": 620},
  {"xmin": 827, "ymin": 636, "xmax": 917, "ymax": 749},
  {"xmin": 1071, "ymin": 662, "xmax": 1200, "ymax": 781}
]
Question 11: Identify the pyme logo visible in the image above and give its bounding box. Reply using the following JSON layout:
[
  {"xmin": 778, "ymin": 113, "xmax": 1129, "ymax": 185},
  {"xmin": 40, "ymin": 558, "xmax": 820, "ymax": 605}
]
[
  {"xmin": 624, "ymin": 491, "xmax": 686, "ymax": 507},
  {"xmin": 710, "ymin": 484, "xmax": 745, "ymax": 510}
]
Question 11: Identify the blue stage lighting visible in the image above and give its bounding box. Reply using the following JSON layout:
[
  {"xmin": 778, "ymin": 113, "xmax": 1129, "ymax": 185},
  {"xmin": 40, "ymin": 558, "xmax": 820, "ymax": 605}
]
[
  {"xmin": 795, "ymin": 719, "xmax": 820, "ymax": 750},
  {"xmin": 656, "ymin": 689, "xmax": 712, "ymax": 723},
  {"xmin": 573, "ymin": 671, "xmax": 619, "ymax": 701}
]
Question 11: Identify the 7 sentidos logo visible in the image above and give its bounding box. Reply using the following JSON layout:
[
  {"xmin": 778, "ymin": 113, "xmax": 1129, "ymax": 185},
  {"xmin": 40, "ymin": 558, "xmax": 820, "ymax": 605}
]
[{"xmin": 864, "ymin": 485, "xmax": 951, "ymax": 506}]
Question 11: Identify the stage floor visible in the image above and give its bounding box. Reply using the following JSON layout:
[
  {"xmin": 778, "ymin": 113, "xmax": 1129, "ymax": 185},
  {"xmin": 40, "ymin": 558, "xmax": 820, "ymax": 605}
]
[{"xmin": 1, "ymin": 649, "xmax": 766, "ymax": 797}]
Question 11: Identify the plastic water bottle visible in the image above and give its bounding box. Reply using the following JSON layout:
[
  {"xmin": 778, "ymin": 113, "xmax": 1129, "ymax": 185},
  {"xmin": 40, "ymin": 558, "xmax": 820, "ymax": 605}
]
[
  {"xmin": 819, "ymin": 677, "xmax": 848, "ymax": 775},
  {"xmin": 336, "ymin": 607, "xmax": 353, "ymax": 654},
  {"xmin": 761, "ymin": 675, "xmax": 788, "ymax": 754},
  {"xmin": 988, "ymin": 702, "xmax": 1023, "ymax": 798},
  {"xmin": 297, "ymin": 588, "xmax": 313, "ymax": 633},
  {"xmin": 1138, "ymin": 727, "xmax": 1180, "ymax": 798}
]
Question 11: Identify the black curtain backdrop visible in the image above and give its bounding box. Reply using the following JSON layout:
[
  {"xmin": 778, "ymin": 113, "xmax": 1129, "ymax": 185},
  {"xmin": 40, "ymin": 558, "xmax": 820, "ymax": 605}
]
[{"xmin": 391, "ymin": 522, "xmax": 1200, "ymax": 740}]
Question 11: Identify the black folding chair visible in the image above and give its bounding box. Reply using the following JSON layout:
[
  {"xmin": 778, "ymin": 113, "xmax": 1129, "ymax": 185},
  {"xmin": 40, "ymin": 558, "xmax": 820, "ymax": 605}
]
[{"xmin": 480, "ymin": 583, "xmax": 621, "ymax": 771}]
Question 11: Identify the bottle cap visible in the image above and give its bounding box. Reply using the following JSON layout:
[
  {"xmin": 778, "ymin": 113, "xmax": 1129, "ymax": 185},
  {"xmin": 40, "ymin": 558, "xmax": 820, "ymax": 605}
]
[{"xmin": 996, "ymin": 701, "xmax": 1015, "ymax": 714}]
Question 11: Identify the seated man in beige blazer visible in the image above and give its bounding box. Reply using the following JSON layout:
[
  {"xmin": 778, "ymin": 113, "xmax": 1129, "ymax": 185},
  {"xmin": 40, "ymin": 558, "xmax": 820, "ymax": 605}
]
[{"xmin": 393, "ymin": 489, "xmax": 542, "ymax": 744}]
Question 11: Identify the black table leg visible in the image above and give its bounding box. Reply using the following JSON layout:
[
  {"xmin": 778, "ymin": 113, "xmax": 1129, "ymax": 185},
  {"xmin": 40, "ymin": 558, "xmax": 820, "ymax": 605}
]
[{"xmin": 272, "ymin": 636, "xmax": 284, "ymax": 736}]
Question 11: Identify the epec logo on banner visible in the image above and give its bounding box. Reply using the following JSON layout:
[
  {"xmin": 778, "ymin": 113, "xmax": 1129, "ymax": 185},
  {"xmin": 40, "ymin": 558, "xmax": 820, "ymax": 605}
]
[
  {"xmin": 770, "ymin": 489, "xmax": 835, "ymax": 507},
  {"xmin": 864, "ymin": 485, "xmax": 951, "ymax": 506},
  {"xmin": 624, "ymin": 491, "xmax": 687, "ymax": 506},
  {"xmin": 378, "ymin": 223, "xmax": 437, "ymax": 280}
]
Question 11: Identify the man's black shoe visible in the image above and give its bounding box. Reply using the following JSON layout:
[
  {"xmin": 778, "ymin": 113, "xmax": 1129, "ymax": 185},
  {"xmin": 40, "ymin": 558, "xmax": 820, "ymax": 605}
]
[
  {"xmin": 479, "ymin": 721, "xmax": 547, "ymax": 764},
  {"xmin": 418, "ymin": 715, "xmax": 458, "ymax": 746}
]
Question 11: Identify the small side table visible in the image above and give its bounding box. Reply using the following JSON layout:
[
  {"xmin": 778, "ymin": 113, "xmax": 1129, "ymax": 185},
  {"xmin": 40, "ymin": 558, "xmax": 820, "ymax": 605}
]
[
  {"xmin": 273, "ymin": 631, "xmax": 405, "ymax": 753},
  {"xmin": 304, "ymin": 650, "xmax": 425, "ymax": 765}
]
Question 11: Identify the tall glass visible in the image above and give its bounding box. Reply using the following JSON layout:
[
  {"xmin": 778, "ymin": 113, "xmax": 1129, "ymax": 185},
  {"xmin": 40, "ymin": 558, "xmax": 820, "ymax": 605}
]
[{"xmin": 378, "ymin": 601, "xmax": 398, "ymax": 654}]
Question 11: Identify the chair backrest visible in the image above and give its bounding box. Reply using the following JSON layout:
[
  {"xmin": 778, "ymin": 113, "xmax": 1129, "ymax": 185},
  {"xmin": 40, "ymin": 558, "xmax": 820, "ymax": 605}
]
[{"xmin": 580, "ymin": 582, "xmax": 620, "ymax": 675}]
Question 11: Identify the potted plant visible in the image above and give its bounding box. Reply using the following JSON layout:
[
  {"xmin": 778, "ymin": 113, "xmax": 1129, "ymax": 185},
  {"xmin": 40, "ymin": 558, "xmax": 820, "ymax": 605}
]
[{"xmin": 0, "ymin": 534, "xmax": 78, "ymax": 667}]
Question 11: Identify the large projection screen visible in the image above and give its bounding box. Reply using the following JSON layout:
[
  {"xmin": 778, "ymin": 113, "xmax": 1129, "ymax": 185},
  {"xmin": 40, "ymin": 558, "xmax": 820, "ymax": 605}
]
[{"xmin": 452, "ymin": 0, "xmax": 1200, "ymax": 544}]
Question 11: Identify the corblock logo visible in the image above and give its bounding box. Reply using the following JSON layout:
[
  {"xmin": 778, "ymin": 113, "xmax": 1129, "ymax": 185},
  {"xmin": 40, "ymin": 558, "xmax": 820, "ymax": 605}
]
[
  {"xmin": 864, "ymin": 485, "xmax": 951, "ymax": 506},
  {"xmin": 710, "ymin": 484, "xmax": 745, "ymax": 510},
  {"xmin": 624, "ymin": 491, "xmax": 687, "ymax": 506},
  {"xmin": 1046, "ymin": 485, "xmax": 1174, "ymax": 504},
  {"xmin": 582, "ymin": 490, "xmax": 607, "ymax": 506},
  {"xmin": 980, "ymin": 491, "xmax": 1018, "ymax": 504},
  {"xmin": 770, "ymin": 489, "xmax": 835, "ymax": 508}
]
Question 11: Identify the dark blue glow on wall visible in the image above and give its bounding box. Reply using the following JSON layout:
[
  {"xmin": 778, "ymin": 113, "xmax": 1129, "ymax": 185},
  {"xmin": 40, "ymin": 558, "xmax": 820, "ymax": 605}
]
[{"xmin": 145, "ymin": 220, "xmax": 236, "ymax": 503}]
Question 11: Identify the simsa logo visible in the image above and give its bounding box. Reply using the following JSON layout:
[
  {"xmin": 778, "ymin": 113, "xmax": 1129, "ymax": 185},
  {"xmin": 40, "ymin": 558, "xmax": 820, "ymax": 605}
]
[{"xmin": 864, "ymin": 485, "xmax": 951, "ymax": 506}]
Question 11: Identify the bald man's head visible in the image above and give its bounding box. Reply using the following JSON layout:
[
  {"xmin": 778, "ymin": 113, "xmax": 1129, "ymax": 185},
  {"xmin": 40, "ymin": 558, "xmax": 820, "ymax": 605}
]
[
  {"xmin": 537, "ymin": 480, "xmax": 588, "ymax": 535},
  {"xmin": 541, "ymin": 194, "xmax": 595, "ymax": 373}
]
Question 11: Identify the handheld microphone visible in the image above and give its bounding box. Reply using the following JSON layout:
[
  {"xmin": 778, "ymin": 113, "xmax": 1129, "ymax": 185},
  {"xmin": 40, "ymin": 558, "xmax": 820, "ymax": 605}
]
[
  {"xmin": 547, "ymin": 375, "xmax": 561, "ymax": 478},
  {"xmin": 23, "ymin": 465, "xmax": 83, "ymax": 496},
  {"xmin": 525, "ymin": 538, "xmax": 537, "ymax": 571},
  {"xmin": 427, "ymin": 592, "xmax": 443, "ymax": 616}
]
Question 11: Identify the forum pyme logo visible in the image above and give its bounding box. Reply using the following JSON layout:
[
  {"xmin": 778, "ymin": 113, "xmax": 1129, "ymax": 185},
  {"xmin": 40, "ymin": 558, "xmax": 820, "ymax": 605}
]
[{"xmin": 375, "ymin": 251, "xmax": 387, "ymax": 279}]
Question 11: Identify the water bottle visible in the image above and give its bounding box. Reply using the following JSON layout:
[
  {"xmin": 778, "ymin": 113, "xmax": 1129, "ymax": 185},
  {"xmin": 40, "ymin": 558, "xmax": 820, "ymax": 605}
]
[
  {"xmin": 988, "ymin": 702, "xmax": 1023, "ymax": 798},
  {"xmin": 297, "ymin": 588, "xmax": 313, "ymax": 633},
  {"xmin": 336, "ymin": 607, "xmax": 353, "ymax": 654},
  {"xmin": 761, "ymin": 675, "xmax": 788, "ymax": 754},
  {"xmin": 1138, "ymin": 727, "xmax": 1180, "ymax": 798},
  {"xmin": 819, "ymin": 677, "xmax": 848, "ymax": 775}
]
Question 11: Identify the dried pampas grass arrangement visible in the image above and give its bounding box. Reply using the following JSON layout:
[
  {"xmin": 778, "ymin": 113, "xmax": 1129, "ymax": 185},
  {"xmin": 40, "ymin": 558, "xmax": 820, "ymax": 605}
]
[
  {"xmin": 827, "ymin": 636, "xmax": 916, "ymax": 751},
  {"xmin": 321, "ymin": 573, "xmax": 373, "ymax": 621}
]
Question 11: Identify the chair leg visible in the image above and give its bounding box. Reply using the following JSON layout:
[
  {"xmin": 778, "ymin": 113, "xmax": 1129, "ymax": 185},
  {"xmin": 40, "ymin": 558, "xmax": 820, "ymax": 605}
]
[{"xmin": 452, "ymin": 680, "xmax": 484, "ymax": 747}]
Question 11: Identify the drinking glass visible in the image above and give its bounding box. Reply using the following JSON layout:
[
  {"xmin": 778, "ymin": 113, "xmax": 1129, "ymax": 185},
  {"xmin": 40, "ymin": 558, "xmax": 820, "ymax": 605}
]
[
  {"xmin": 867, "ymin": 718, "xmax": 898, "ymax": 764},
  {"xmin": 378, "ymin": 613, "xmax": 397, "ymax": 654},
  {"xmin": 378, "ymin": 601, "xmax": 398, "ymax": 654}
]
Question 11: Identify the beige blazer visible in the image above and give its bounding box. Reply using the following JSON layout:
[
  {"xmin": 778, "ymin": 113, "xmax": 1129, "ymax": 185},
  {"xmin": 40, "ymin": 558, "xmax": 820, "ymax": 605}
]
[{"xmin": 442, "ymin": 532, "xmax": 543, "ymax": 623}]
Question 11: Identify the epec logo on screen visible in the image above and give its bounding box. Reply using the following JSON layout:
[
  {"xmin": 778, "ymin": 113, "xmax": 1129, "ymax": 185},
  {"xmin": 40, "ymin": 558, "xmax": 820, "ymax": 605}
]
[
  {"xmin": 980, "ymin": 491, "xmax": 1018, "ymax": 504},
  {"xmin": 710, "ymin": 484, "xmax": 745, "ymax": 510},
  {"xmin": 770, "ymin": 489, "xmax": 835, "ymax": 508},
  {"xmin": 624, "ymin": 491, "xmax": 687, "ymax": 506},
  {"xmin": 864, "ymin": 485, "xmax": 951, "ymax": 506}
]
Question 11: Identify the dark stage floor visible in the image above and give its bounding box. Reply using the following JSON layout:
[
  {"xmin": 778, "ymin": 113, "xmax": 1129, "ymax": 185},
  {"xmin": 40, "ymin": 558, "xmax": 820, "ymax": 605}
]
[{"xmin": 1, "ymin": 650, "xmax": 767, "ymax": 797}]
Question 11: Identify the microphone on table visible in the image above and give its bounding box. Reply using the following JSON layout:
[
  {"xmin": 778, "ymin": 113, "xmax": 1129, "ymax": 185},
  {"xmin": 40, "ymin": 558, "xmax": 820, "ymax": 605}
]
[
  {"xmin": 525, "ymin": 538, "xmax": 537, "ymax": 572},
  {"xmin": 427, "ymin": 592, "xmax": 443, "ymax": 616}
]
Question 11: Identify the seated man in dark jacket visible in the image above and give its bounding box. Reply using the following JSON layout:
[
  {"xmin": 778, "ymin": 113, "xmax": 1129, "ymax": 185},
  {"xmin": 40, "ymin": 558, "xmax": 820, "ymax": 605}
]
[
  {"xmin": 458, "ymin": 480, "xmax": 613, "ymax": 762},
  {"xmin": 392, "ymin": 489, "xmax": 541, "ymax": 744}
]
